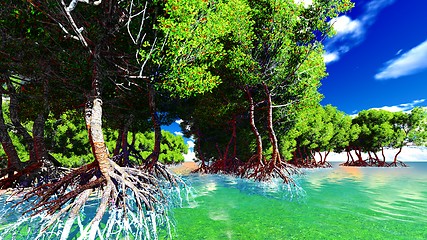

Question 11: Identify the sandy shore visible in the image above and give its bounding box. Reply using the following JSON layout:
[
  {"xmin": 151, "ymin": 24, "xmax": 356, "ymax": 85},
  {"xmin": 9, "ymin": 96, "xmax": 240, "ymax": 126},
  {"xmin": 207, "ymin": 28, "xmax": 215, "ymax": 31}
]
[{"xmin": 168, "ymin": 161, "xmax": 199, "ymax": 175}]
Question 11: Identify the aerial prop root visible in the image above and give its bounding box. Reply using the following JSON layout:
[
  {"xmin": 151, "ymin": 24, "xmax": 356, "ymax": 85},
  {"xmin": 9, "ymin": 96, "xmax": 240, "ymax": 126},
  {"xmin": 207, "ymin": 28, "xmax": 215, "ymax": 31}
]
[
  {"xmin": 69, "ymin": 159, "xmax": 168, "ymax": 240},
  {"xmin": 249, "ymin": 160, "xmax": 300, "ymax": 184},
  {"xmin": 14, "ymin": 158, "xmax": 174, "ymax": 240}
]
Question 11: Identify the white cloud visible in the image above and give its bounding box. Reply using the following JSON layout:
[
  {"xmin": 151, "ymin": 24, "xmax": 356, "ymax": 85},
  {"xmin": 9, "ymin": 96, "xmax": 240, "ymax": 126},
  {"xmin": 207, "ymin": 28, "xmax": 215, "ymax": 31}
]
[
  {"xmin": 332, "ymin": 16, "xmax": 363, "ymax": 38},
  {"xmin": 375, "ymin": 39, "xmax": 427, "ymax": 80},
  {"xmin": 324, "ymin": 0, "xmax": 396, "ymax": 64},
  {"xmin": 183, "ymin": 140, "xmax": 196, "ymax": 162},
  {"xmin": 323, "ymin": 52, "xmax": 340, "ymax": 64},
  {"xmin": 175, "ymin": 119, "xmax": 183, "ymax": 125},
  {"xmin": 373, "ymin": 105, "xmax": 410, "ymax": 112},
  {"xmin": 183, "ymin": 150, "xmax": 196, "ymax": 162},
  {"xmin": 371, "ymin": 99, "xmax": 425, "ymax": 112},
  {"xmin": 174, "ymin": 131, "xmax": 184, "ymax": 136},
  {"xmin": 187, "ymin": 140, "xmax": 195, "ymax": 149},
  {"xmin": 362, "ymin": 0, "xmax": 396, "ymax": 23},
  {"xmin": 349, "ymin": 99, "xmax": 425, "ymax": 116}
]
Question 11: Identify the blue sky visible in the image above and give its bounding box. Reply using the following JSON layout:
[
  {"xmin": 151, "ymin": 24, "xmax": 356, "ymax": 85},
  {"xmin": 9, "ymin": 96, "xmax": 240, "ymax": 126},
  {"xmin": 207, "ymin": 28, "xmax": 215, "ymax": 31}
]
[{"xmin": 321, "ymin": 0, "xmax": 427, "ymax": 114}]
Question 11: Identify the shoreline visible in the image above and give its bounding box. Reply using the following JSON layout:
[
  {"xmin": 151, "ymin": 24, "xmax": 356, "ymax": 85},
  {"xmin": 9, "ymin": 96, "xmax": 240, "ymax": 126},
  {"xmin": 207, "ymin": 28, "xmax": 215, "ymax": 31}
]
[{"xmin": 168, "ymin": 161, "xmax": 199, "ymax": 175}]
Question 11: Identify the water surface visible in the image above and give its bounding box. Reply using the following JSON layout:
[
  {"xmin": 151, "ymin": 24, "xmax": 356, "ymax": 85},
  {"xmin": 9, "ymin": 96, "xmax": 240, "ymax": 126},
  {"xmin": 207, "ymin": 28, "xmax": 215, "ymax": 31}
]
[
  {"xmin": 169, "ymin": 163, "xmax": 427, "ymax": 239},
  {"xmin": 1, "ymin": 163, "xmax": 426, "ymax": 239}
]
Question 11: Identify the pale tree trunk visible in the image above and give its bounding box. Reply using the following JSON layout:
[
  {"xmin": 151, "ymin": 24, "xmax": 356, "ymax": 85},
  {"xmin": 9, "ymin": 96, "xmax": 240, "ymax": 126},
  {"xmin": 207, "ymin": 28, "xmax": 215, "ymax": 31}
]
[
  {"xmin": 89, "ymin": 98, "xmax": 112, "ymax": 182},
  {"xmin": 86, "ymin": 55, "xmax": 112, "ymax": 182}
]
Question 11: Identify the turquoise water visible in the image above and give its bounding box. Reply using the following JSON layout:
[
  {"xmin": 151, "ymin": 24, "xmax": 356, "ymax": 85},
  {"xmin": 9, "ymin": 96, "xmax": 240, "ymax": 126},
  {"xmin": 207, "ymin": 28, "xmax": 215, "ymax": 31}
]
[
  {"xmin": 1, "ymin": 163, "xmax": 427, "ymax": 239},
  {"xmin": 169, "ymin": 163, "xmax": 427, "ymax": 240}
]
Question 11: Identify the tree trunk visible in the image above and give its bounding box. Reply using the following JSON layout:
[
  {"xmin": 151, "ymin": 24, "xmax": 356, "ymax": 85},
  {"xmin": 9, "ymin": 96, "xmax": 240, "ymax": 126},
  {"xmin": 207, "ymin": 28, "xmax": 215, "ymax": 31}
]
[
  {"xmin": 324, "ymin": 150, "xmax": 330, "ymax": 164},
  {"xmin": 355, "ymin": 147, "xmax": 363, "ymax": 163},
  {"xmin": 393, "ymin": 146, "xmax": 403, "ymax": 163},
  {"xmin": 89, "ymin": 98, "xmax": 112, "ymax": 182},
  {"xmin": 346, "ymin": 147, "xmax": 355, "ymax": 164},
  {"xmin": 244, "ymin": 86, "xmax": 263, "ymax": 164},
  {"xmin": 345, "ymin": 150, "xmax": 350, "ymax": 164},
  {"xmin": 381, "ymin": 147, "xmax": 387, "ymax": 164},
  {"xmin": 372, "ymin": 151, "xmax": 383, "ymax": 166},
  {"xmin": 113, "ymin": 116, "xmax": 132, "ymax": 166},
  {"xmin": 87, "ymin": 54, "xmax": 112, "ymax": 182},
  {"xmin": 224, "ymin": 118, "xmax": 237, "ymax": 160},
  {"xmin": 114, "ymin": 127, "xmax": 124, "ymax": 156},
  {"xmin": 0, "ymin": 89, "xmax": 22, "ymax": 177},
  {"xmin": 147, "ymin": 83, "xmax": 161, "ymax": 167},
  {"xmin": 6, "ymin": 78, "xmax": 37, "ymax": 163},
  {"xmin": 367, "ymin": 151, "xmax": 373, "ymax": 164},
  {"xmin": 195, "ymin": 130, "xmax": 208, "ymax": 171},
  {"xmin": 33, "ymin": 114, "xmax": 49, "ymax": 164},
  {"xmin": 263, "ymin": 82, "xmax": 281, "ymax": 164},
  {"xmin": 297, "ymin": 146, "xmax": 303, "ymax": 163},
  {"xmin": 32, "ymin": 79, "xmax": 54, "ymax": 173},
  {"xmin": 317, "ymin": 151, "xmax": 323, "ymax": 164}
]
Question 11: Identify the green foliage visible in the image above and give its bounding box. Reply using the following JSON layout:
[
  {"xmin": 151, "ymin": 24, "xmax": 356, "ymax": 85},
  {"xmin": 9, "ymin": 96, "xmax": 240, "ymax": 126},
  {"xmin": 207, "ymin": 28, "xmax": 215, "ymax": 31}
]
[
  {"xmin": 2, "ymin": 107, "xmax": 189, "ymax": 168},
  {"xmin": 122, "ymin": 130, "xmax": 188, "ymax": 164},
  {"xmin": 353, "ymin": 109, "xmax": 396, "ymax": 152},
  {"xmin": 400, "ymin": 107, "xmax": 427, "ymax": 146},
  {"xmin": 44, "ymin": 110, "xmax": 93, "ymax": 168},
  {"xmin": 349, "ymin": 108, "xmax": 427, "ymax": 153},
  {"xmin": 158, "ymin": 0, "xmax": 254, "ymax": 97}
]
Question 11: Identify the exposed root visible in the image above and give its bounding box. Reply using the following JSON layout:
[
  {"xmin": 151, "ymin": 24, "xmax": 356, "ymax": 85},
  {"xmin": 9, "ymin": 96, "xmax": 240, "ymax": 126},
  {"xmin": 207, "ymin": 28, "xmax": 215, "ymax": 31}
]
[
  {"xmin": 0, "ymin": 158, "xmax": 69, "ymax": 190},
  {"xmin": 387, "ymin": 160, "xmax": 408, "ymax": 167},
  {"xmin": 0, "ymin": 162, "xmax": 42, "ymax": 189},
  {"xmin": 7, "ymin": 158, "xmax": 187, "ymax": 240},
  {"xmin": 340, "ymin": 159, "xmax": 408, "ymax": 167},
  {"xmin": 247, "ymin": 160, "xmax": 300, "ymax": 184}
]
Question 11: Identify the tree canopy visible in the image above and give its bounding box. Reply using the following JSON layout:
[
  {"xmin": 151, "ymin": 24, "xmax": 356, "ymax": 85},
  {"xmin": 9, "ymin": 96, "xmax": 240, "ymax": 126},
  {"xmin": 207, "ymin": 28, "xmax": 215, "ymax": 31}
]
[{"xmin": 3, "ymin": 0, "xmax": 427, "ymax": 239}]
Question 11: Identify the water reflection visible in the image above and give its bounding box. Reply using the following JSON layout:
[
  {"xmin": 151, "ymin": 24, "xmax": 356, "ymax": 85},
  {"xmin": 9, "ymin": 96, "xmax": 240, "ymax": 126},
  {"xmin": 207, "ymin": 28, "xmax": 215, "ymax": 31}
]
[{"xmin": 304, "ymin": 163, "xmax": 427, "ymax": 224}]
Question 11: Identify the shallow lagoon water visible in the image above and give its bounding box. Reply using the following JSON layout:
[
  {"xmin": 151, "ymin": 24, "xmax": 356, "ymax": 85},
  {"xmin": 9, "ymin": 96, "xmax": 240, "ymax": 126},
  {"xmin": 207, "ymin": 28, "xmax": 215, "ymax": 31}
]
[
  {"xmin": 1, "ymin": 163, "xmax": 426, "ymax": 239},
  {"xmin": 169, "ymin": 162, "xmax": 427, "ymax": 239}
]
